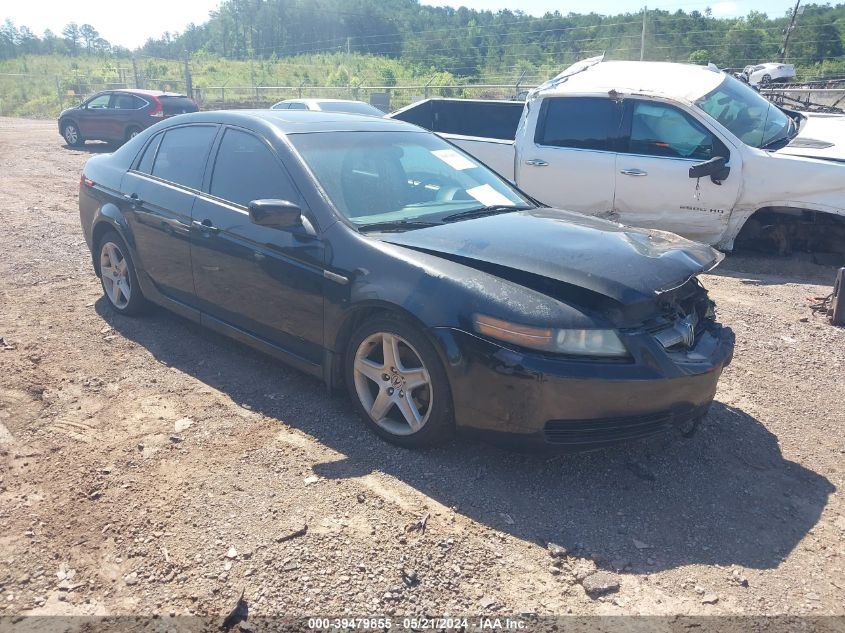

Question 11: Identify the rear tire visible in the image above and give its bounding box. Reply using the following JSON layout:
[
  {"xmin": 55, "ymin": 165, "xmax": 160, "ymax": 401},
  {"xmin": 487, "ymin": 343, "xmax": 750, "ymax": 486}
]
[
  {"xmin": 125, "ymin": 126, "xmax": 142, "ymax": 143},
  {"xmin": 97, "ymin": 230, "xmax": 148, "ymax": 316},
  {"xmin": 761, "ymin": 74, "xmax": 772, "ymax": 86},
  {"xmin": 345, "ymin": 315, "xmax": 454, "ymax": 448},
  {"xmin": 62, "ymin": 122, "xmax": 83, "ymax": 146}
]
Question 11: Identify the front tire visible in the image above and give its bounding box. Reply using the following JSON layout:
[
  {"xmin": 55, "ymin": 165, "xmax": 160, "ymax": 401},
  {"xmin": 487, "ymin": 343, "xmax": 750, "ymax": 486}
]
[
  {"xmin": 62, "ymin": 122, "xmax": 83, "ymax": 146},
  {"xmin": 97, "ymin": 230, "xmax": 148, "ymax": 316},
  {"xmin": 345, "ymin": 316, "xmax": 454, "ymax": 448}
]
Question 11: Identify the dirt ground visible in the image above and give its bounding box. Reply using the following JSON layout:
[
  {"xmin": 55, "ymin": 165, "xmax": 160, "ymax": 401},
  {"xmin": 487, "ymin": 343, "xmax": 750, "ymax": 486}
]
[{"xmin": 1, "ymin": 117, "xmax": 844, "ymax": 624}]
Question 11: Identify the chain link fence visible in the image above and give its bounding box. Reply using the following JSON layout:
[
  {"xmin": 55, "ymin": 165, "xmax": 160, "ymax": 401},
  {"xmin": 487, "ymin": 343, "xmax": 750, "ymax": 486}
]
[{"xmin": 0, "ymin": 69, "xmax": 538, "ymax": 118}]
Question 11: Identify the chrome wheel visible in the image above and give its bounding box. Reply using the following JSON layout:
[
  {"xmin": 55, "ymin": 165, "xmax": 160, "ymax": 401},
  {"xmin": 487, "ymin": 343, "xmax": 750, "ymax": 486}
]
[
  {"xmin": 100, "ymin": 241, "xmax": 131, "ymax": 309},
  {"xmin": 353, "ymin": 332, "xmax": 433, "ymax": 436},
  {"xmin": 128, "ymin": 128, "xmax": 140, "ymax": 140},
  {"xmin": 64, "ymin": 124, "xmax": 79, "ymax": 145}
]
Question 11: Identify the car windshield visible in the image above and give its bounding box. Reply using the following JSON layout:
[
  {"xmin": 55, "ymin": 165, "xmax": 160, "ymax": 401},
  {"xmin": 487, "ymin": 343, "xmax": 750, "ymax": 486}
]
[
  {"xmin": 317, "ymin": 101, "xmax": 383, "ymax": 116},
  {"xmin": 288, "ymin": 130, "xmax": 532, "ymax": 227},
  {"xmin": 695, "ymin": 74, "xmax": 793, "ymax": 149}
]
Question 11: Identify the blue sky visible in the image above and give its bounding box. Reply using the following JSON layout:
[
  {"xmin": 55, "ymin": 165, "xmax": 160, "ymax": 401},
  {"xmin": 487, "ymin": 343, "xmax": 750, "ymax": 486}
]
[{"xmin": 4, "ymin": 0, "xmax": 800, "ymax": 49}]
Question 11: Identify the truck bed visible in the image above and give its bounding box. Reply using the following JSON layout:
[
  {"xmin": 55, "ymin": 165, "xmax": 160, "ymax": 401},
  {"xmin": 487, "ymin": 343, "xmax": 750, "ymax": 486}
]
[{"xmin": 388, "ymin": 98, "xmax": 522, "ymax": 180}]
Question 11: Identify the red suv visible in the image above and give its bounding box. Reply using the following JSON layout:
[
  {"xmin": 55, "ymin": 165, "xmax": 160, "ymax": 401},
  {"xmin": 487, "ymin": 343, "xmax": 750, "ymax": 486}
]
[{"xmin": 58, "ymin": 89, "xmax": 198, "ymax": 146}]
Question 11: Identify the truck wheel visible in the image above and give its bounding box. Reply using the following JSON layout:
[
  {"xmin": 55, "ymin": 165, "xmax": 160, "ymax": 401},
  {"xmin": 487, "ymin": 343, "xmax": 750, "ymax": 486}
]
[{"xmin": 832, "ymin": 268, "xmax": 845, "ymax": 326}]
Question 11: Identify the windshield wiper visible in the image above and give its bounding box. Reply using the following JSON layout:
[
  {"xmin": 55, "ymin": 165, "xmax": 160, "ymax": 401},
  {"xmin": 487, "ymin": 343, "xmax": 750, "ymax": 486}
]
[
  {"xmin": 356, "ymin": 219, "xmax": 440, "ymax": 233},
  {"xmin": 441, "ymin": 205, "xmax": 531, "ymax": 223}
]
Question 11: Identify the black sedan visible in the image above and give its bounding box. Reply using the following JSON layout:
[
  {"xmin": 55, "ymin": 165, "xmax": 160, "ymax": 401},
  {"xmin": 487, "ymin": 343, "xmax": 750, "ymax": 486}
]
[{"xmin": 78, "ymin": 110, "xmax": 734, "ymax": 449}]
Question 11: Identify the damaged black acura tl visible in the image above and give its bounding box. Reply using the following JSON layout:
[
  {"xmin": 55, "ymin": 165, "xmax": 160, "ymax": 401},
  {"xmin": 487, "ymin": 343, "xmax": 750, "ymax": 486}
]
[{"xmin": 79, "ymin": 110, "xmax": 734, "ymax": 449}]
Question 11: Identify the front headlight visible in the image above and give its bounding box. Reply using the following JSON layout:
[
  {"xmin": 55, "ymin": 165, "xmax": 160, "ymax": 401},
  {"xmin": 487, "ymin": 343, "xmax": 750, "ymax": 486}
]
[{"xmin": 473, "ymin": 314, "xmax": 628, "ymax": 357}]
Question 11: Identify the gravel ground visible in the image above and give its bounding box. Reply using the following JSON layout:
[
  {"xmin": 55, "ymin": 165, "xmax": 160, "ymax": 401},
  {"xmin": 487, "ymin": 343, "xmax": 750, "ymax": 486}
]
[{"xmin": 1, "ymin": 117, "xmax": 844, "ymax": 622}]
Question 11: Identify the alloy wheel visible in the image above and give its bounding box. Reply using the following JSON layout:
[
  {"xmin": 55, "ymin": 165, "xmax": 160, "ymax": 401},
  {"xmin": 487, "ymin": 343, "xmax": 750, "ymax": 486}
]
[
  {"xmin": 100, "ymin": 241, "xmax": 131, "ymax": 309},
  {"xmin": 353, "ymin": 332, "xmax": 433, "ymax": 436},
  {"xmin": 64, "ymin": 125, "xmax": 78, "ymax": 145}
]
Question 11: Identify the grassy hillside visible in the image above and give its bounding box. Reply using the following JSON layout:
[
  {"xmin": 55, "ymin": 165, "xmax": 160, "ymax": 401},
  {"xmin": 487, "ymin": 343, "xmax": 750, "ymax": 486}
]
[
  {"xmin": 3, "ymin": 51, "xmax": 844, "ymax": 118},
  {"xmin": 0, "ymin": 53, "xmax": 466, "ymax": 117}
]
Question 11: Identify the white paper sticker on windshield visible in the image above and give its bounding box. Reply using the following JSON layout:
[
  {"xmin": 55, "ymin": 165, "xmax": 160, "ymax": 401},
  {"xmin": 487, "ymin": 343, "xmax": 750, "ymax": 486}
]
[
  {"xmin": 431, "ymin": 149, "xmax": 477, "ymax": 171},
  {"xmin": 466, "ymin": 184, "xmax": 515, "ymax": 207}
]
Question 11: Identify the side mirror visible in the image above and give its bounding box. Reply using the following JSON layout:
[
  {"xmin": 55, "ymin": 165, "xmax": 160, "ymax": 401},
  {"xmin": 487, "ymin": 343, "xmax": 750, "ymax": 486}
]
[
  {"xmin": 248, "ymin": 199, "xmax": 302, "ymax": 230},
  {"xmin": 689, "ymin": 156, "xmax": 730, "ymax": 183}
]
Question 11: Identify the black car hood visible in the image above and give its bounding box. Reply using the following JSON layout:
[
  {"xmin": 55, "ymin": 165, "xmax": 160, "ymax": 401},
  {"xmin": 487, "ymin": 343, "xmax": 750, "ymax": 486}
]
[{"xmin": 382, "ymin": 208, "xmax": 722, "ymax": 305}]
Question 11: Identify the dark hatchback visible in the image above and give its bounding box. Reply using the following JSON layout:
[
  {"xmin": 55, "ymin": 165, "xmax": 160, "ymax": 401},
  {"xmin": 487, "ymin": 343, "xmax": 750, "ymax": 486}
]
[
  {"xmin": 59, "ymin": 89, "xmax": 198, "ymax": 146},
  {"xmin": 78, "ymin": 110, "xmax": 734, "ymax": 449}
]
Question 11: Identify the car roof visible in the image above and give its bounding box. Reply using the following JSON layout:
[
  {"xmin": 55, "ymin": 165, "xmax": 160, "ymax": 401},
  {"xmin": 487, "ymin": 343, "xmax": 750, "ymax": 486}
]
[
  {"xmin": 162, "ymin": 109, "xmax": 419, "ymax": 134},
  {"xmin": 544, "ymin": 60, "xmax": 726, "ymax": 102},
  {"xmin": 113, "ymin": 88, "xmax": 187, "ymax": 97}
]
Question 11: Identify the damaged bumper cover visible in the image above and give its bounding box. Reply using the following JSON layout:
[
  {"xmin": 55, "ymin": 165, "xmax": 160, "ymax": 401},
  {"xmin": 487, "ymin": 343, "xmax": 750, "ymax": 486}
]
[{"xmin": 431, "ymin": 322, "xmax": 734, "ymax": 450}]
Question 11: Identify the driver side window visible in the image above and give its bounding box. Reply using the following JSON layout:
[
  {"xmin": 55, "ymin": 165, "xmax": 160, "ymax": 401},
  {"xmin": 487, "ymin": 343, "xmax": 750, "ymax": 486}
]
[
  {"xmin": 625, "ymin": 100, "xmax": 716, "ymax": 160},
  {"xmin": 86, "ymin": 94, "xmax": 111, "ymax": 109}
]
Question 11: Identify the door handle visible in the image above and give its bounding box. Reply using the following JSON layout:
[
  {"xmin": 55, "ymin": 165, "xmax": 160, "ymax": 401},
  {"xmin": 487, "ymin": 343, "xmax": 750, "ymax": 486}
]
[
  {"xmin": 525, "ymin": 158, "xmax": 548, "ymax": 166},
  {"xmin": 620, "ymin": 168, "xmax": 648, "ymax": 176},
  {"xmin": 192, "ymin": 219, "xmax": 219, "ymax": 234},
  {"xmin": 124, "ymin": 192, "xmax": 141, "ymax": 205}
]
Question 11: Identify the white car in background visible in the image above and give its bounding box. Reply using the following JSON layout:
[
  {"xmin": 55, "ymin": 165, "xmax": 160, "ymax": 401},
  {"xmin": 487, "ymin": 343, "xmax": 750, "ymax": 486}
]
[
  {"xmin": 270, "ymin": 98, "xmax": 384, "ymax": 116},
  {"xmin": 741, "ymin": 63, "xmax": 796, "ymax": 87}
]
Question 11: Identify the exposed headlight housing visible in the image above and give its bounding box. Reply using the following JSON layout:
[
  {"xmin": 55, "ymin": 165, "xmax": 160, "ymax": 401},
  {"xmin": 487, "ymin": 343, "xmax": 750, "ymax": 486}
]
[{"xmin": 473, "ymin": 314, "xmax": 628, "ymax": 357}]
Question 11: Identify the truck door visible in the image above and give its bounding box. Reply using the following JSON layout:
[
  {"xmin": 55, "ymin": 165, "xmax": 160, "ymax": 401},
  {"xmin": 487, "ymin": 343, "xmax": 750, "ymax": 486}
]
[
  {"xmin": 514, "ymin": 96, "xmax": 620, "ymax": 215},
  {"xmin": 613, "ymin": 98, "xmax": 741, "ymax": 245}
]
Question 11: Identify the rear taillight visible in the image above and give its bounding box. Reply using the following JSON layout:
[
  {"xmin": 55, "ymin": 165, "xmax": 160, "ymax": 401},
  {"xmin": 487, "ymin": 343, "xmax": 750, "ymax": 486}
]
[
  {"xmin": 80, "ymin": 172, "xmax": 94, "ymax": 188},
  {"xmin": 149, "ymin": 96, "xmax": 164, "ymax": 118}
]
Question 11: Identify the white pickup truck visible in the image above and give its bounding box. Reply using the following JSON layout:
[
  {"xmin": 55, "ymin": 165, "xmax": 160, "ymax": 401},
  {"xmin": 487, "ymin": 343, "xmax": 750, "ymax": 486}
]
[{"xmin": 390, "ymin": 58, "xmax": 845, "ymax": 257}]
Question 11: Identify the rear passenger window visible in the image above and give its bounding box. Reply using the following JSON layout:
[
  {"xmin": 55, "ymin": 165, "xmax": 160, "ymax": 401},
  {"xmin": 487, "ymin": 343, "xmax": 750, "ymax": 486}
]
[
  {"xmin": 536, "ymin": 97, "xmax": 617, "ymax": 151},
  {"xmin": 136, "ymin": 133, "xmax": 162, "ymax": 174},
  {"xmin": 151, "ymin": 126, "xmax": 216, "ymax": 190},
  {"xmin": 112, "ymin": 94, "xmax": 144, "ymax": 109},
  {"xmin": 209, "ymin": 128, "xmax": 299, "ymax": 208}
]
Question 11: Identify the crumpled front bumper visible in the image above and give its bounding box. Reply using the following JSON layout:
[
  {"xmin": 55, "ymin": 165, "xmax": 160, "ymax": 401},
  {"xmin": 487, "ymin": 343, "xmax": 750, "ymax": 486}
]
[{"xmin": 430, "ymin": 323, "xmax": 735, "ymax": 450}]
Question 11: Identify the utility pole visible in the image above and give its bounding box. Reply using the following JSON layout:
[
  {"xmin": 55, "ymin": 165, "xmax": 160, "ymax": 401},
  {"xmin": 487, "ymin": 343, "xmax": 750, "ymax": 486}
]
[
  {"xmin": 184, "ymin": 53, "xmax": 193, "ymax": 99},
  {"xmin": 346, "ymin": 37, "xmax": 351, "ymax": 55},
  {"xmin": 640, "ymin": 6, "xmax": 647, "ymax": 61},
  {"xmin": 131, "ymin": 57, "xmax": 142, "ymax": 89},
  {"xmin": 780, "ymin": 0, "xmax": 802, "ymax": 63}
]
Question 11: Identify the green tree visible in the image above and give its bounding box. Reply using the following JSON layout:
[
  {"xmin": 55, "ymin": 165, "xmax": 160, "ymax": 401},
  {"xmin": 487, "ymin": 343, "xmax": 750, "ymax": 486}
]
[
  {"xmin": 80, "ymin": 24, "xmax": 99, "ymax": 55},
  {"xmin": 61, "ymin": 22, "xmax": 81, "ymax": 56}
]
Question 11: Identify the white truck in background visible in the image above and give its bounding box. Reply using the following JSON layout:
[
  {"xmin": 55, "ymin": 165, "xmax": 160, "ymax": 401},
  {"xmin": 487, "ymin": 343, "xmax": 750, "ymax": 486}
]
[{"xmin": 389, "ymin": 58, "xmax": 845, "ymax": 257}]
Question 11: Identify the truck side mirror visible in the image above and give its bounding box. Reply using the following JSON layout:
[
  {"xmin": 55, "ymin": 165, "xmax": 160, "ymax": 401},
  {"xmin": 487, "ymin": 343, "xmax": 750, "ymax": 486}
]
[{"xmin": 689, "ymin": 156, "xmax": 730, "ymax": 184}]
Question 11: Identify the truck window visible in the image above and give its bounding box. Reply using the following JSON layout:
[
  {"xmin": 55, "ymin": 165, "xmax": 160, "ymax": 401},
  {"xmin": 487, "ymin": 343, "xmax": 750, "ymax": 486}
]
[
  {"xmin": 535, "ymin": 97, "xmax": 617, "ymax": 151},
  {"xmin": 625, "ymin": 100, "xmax": 715, "ymax": 160}
]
